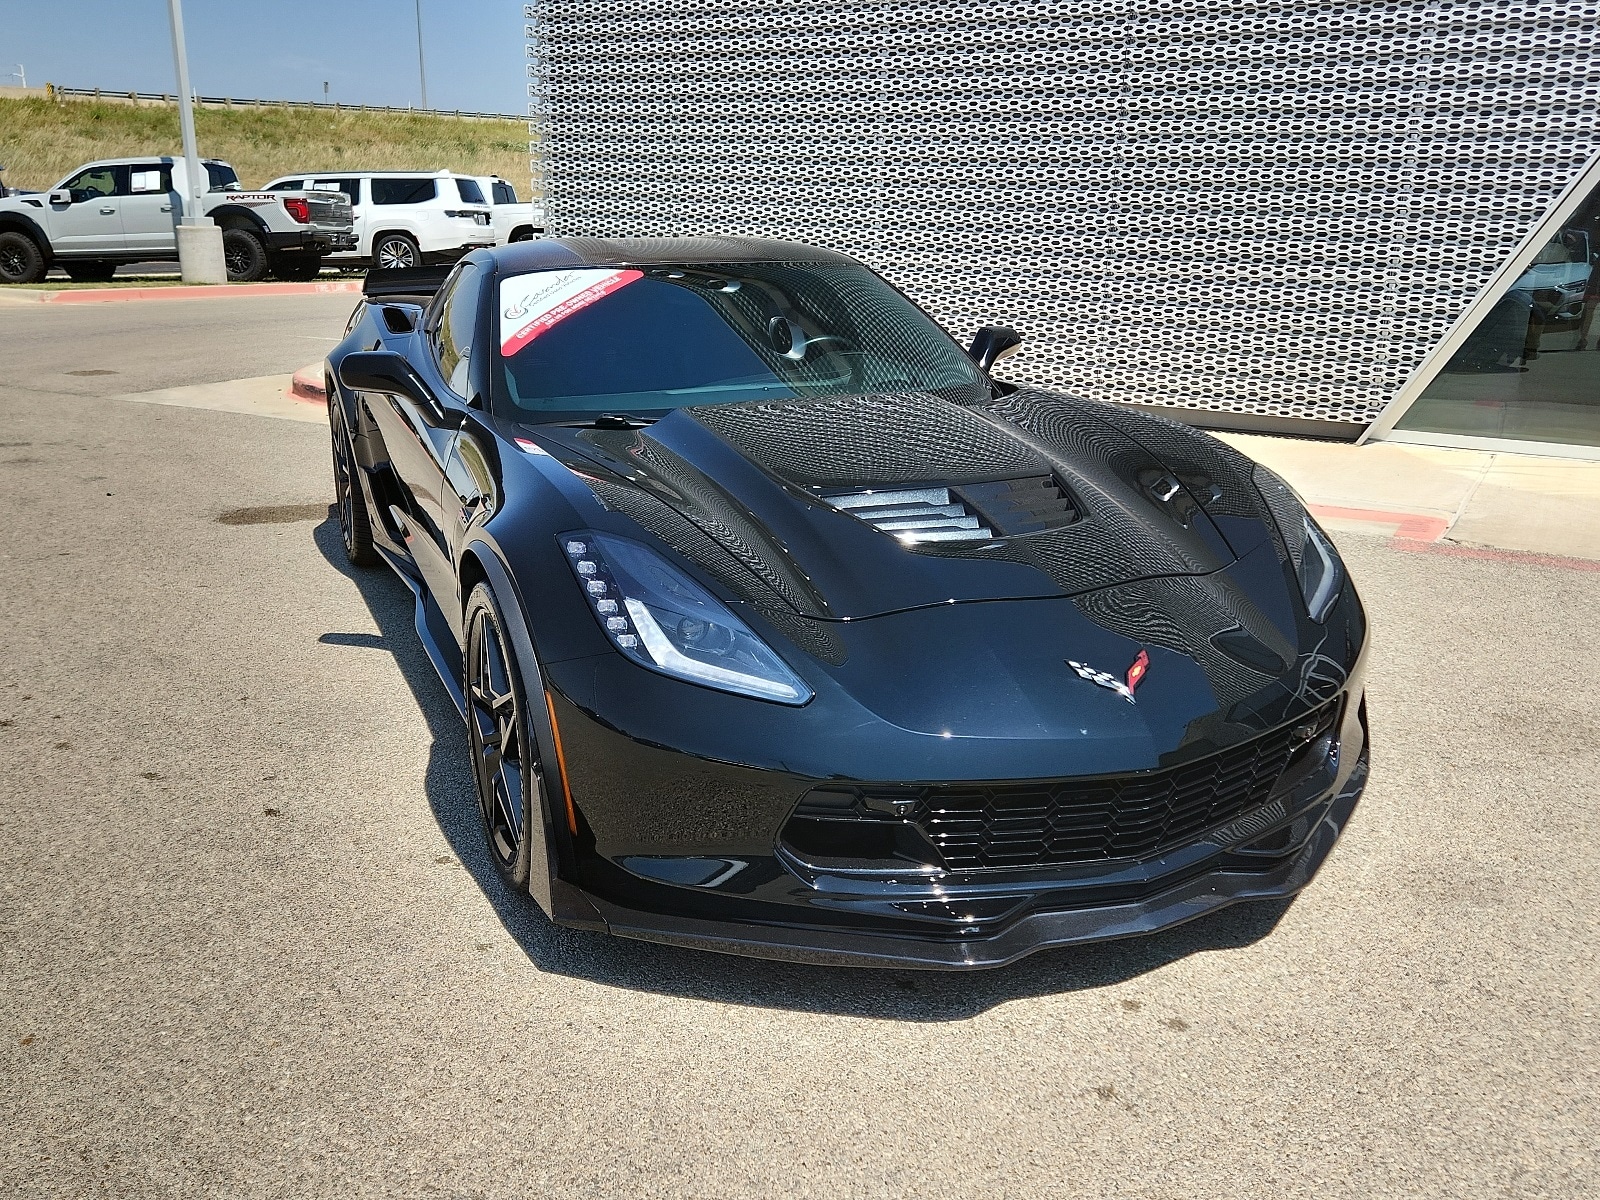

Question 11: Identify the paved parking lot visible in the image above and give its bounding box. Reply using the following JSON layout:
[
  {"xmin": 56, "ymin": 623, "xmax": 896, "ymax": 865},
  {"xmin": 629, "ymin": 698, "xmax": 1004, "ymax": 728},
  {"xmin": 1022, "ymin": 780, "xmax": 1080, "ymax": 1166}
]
[{"xmin": 1, "ymin": 295, "xmax": 1596, "ymax": 1198}]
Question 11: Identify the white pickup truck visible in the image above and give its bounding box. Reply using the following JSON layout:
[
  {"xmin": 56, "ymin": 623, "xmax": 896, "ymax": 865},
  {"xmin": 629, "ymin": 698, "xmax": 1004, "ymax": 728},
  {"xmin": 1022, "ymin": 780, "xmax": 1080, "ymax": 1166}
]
[{"xmin": 0, "ymin": 156, "xmax": 355, "ymax": 284}]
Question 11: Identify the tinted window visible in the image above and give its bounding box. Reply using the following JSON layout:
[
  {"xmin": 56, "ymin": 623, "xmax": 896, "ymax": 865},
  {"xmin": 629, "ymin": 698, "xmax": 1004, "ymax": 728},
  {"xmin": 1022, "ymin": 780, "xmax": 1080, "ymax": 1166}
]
[
  {"xmin": 435, "ymin": 264, "xmax": 482, "ymax": 397},
  {"xmin": 372, "ymin": 177, "xmax": 437, "ymax": 205},
  {"xmin": 313, "ymin": 178, "xmax": 362, "ymax": 208},
  {"xmin": 204, "ymin": 162, "xmax": 239, "ymax": 191},
  {"xmin": 62, "ymin": 165, "xmax": 126, "ymax": 199},
  {"xmin": 267, "ymin": 179, "xmax": 303, "ymax": 191},
  {"xmin": 454, "ymin": 177, "xmax": 486, "ymax": 205},
  {"xmin": 495, "ymin": 262, "xmax": 989, "ymax": 420},
  {"xmin": 491, "ymin": 180, "xmax": 518, "ymax": 205}
]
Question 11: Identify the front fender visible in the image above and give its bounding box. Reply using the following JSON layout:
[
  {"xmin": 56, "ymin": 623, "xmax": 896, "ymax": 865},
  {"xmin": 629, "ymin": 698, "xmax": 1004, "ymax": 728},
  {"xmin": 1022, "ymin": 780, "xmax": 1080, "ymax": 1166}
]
[{"xmin": 460, "ymin": 539, "xmax": 605, "ymax": 929}]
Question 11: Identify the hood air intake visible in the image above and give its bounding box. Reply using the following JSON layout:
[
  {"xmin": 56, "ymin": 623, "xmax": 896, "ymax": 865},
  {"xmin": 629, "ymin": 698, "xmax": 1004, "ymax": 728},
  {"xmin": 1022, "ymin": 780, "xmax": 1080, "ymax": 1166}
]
[
  {"xmin": 823, "ymin": 487, "xmax": 993, "ymax": 542},
  {"xmin": 822, "ymin": 476, "xmax": 1079, "ymax": 543}
]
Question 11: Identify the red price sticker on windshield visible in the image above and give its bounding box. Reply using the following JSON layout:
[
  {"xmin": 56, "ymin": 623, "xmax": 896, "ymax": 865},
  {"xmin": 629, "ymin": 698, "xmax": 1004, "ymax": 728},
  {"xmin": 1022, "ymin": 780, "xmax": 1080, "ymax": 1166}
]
[{"xmin": 499, "ymin": 268, "xmax": 643, "ymax": 356}]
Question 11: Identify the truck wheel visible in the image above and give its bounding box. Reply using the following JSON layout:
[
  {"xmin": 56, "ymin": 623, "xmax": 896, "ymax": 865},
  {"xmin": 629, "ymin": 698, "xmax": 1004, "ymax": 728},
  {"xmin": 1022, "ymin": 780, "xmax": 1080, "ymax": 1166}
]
[
  {"xmin": 372, "ymin": 233, "xmax": 419, "ymax": 270},
  {"xmin": 271, "ymin": 253, "xmax": 323, "ymax": 282},
  {"xmin": 222, "ymin": 228, "xmax": 267, "ymax": 282},
  {"xmin": 0, "ymin": 231, "xmax": 47, "ymax": 284},
  {"xmin": 63, "ymin": 260, "xmax": 117, "ymax": 283}
]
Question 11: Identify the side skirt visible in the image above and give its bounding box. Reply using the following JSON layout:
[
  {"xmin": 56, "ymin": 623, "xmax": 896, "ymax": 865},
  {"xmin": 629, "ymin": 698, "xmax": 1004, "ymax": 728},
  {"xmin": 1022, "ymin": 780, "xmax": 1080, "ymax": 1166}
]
[{"xmin": 375, "ymin": 545, "xmax": 467, "ymax": 721}]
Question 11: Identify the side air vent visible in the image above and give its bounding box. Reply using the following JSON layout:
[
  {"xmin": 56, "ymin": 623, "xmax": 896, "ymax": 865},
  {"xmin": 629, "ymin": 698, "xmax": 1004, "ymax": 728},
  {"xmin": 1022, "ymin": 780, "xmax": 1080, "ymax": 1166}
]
[
  {"xmin": 821, "ymin": 476, "xmax": 1078, "ymax": 543},
  {"xmin": 822, "ymin": 487, "xmax": 994, "ymax": 542}
]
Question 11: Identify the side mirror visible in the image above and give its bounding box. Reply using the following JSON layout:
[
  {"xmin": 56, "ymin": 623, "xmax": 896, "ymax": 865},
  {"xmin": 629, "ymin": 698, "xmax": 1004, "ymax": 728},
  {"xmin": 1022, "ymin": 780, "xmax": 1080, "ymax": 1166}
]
[
  {"xmin": 968, "ymin": 326, "xmax": 1024, "ymax": 372},
  {"xmin": 49, "ymin": 190, "xmax": 72, "ymax": 205},
  {"xmin": 338, "ymin": 351, "xmax": 459, "ymax": 426}
]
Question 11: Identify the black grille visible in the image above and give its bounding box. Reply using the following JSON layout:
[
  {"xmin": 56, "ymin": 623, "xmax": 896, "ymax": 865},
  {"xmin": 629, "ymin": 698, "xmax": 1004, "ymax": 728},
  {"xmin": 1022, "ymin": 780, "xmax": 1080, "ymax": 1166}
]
[{"xmin": 801, "ymin": 701, "xmax": 1340, "ymax": 871}]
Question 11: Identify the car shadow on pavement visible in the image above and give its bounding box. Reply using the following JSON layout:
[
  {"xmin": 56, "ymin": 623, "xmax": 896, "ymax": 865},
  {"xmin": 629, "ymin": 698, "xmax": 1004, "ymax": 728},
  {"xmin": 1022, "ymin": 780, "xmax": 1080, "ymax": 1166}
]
[{"xmin": 314, "ymin": 516, "xmax": 1294, "ymax": 1021}]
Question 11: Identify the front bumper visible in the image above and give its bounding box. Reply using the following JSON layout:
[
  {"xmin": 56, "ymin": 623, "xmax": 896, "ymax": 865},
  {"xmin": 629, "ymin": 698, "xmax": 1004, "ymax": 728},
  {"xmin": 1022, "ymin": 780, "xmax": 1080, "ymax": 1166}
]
[
  {"xmin": 588, "ymin": 759, "xmax": 1365, "ymax": 968},
  {"xmin": 545, "ymin": 678, "xmax": 1371, "ymax": 969}
]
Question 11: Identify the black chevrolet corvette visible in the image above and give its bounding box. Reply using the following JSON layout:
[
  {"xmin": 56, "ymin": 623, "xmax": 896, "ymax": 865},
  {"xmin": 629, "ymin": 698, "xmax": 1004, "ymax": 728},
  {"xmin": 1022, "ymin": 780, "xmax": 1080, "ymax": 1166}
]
[{"xmin": 326, "ymin": 238, "xmax": 1369, "ymax": 969}]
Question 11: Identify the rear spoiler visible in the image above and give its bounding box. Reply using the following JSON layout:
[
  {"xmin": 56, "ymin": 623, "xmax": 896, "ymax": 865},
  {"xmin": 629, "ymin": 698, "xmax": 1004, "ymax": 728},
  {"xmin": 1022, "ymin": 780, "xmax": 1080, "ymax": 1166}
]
[{"xmin": 361, "ymin": 265, "xmax": 454, "ymax": 300}]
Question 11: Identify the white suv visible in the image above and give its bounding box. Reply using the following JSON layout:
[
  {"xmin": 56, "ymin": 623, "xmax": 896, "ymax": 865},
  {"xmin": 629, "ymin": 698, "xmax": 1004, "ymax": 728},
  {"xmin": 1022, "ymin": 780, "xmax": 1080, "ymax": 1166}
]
[
  {"xmin": 262, "ymin": 170, "xmax": 494, "ymax": 269},
  {"xmin": 474, "ymin": 176, "xmax": 546, "ymax": 245}
]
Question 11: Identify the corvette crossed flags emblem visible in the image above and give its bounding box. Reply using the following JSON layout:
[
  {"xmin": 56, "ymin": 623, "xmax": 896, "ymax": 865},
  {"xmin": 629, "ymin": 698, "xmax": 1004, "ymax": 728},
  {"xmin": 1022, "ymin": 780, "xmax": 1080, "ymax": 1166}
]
[{"xmin": 1066, "ymin": 650, "xmax": 1151, "ymax": 704}]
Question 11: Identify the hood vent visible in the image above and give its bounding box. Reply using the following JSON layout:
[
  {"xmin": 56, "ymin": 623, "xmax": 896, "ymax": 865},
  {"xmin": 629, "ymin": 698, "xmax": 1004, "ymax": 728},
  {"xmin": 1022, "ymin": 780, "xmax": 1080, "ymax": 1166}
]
[
  {"xmin": 823, "ymin": 487, "xmax": 994, "ymax": 542},
  {"xmin": 822, "ymin": 475, "xmax": 1078, "ymax": 543}
]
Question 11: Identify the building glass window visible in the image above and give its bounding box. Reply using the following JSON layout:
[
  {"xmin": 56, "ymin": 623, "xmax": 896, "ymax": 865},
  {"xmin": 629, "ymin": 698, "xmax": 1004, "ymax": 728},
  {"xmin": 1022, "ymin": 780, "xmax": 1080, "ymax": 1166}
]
[{"xmin": 1397, "ymin": 178, "xmax": 1600, "ymax": 448}]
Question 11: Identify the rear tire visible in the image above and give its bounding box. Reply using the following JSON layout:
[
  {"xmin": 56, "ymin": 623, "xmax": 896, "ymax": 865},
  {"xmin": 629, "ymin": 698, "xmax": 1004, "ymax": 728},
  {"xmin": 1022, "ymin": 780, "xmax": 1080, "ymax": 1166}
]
[
  {"xmin": 221, "ymin": 227, "xmax": 267, "ymax": 282},
  {"xmin": 372, "ymin": 232, "xmax": 419, "ymax": 270},
  {"xmin": 464, "ymin": 583, "xmax": 545, "ymax": 890},
  {"xmin": 0, "ymin": 231, "xmax": 47, "ymax": 284},
  {"xmin": 271, "ymin": 253, "xmax": 323, "ymax": 282},
  {"xmin": 330, "ymin": 395, "xmax": 377, "ymax": 567},
  {"xmin": 63, "ymin": 260, "xmax": 117, "ymax": 283}
]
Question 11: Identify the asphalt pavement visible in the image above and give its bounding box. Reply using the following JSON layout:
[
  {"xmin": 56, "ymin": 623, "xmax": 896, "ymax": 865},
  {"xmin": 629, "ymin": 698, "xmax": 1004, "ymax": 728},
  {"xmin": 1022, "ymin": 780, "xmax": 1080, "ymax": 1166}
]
[{"xmin": 0, "ymin": 294, "xmax": 1595, "ymax": 1198}]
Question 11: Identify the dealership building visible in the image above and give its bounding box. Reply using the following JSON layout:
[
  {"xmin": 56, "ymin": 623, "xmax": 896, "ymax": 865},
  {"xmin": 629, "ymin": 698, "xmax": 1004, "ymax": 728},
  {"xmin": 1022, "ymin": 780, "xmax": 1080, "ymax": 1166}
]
[{"xmin": 524, "ymin": 1, "xmax": 1600, "ymax": 457}]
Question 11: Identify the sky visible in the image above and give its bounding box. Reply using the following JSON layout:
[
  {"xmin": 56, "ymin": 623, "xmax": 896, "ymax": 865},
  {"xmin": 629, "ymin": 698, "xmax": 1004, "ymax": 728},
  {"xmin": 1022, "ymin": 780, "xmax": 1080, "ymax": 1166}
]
[{"xmin": 0, "ymin": 0, "xmax": 526, "ymax": 115}]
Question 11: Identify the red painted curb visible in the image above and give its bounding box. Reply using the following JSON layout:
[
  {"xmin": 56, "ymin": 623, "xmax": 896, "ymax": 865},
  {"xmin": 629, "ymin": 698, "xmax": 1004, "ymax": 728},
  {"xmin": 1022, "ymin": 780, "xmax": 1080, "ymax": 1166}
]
[
  {"xmin": 1307, "ymin": 504, "xmax": 1450, "ymax": 543},
  {"xmin": 289, "ymin": 364, "xmax": 327, "ymax": 405},
  {"xmin": 1392, "ymin": 539, "xmax": 1600, "ymax": 573},
  {"xmin": 37, "ymin": 280, "xmax": 363, "ymax": 304}
]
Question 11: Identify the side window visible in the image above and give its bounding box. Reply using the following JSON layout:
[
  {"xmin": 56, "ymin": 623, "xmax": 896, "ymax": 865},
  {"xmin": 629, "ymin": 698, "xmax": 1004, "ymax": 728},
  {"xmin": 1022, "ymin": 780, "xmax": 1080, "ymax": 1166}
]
[
  {"xmin": 372, "ymin": 177, "xmax": 437, "ymax": 205},
  {"xmin": 266, "ymin": 179, "xmax": 303, "ymax": 191},
  {"xmin": 204, "ymin": 163, "xmax": 239, "ymax": 191},
  {"xmin": 129, "ymin": 166, "xmax": 172, "ymax": 194},
  {"xmin": 492, "ymin": 180, "xmax": 517, "ymax": 206},
  {"xmin": 315, "ymin": 178, "xmax": 362, "ymax": 210},
  {"xmin": 433, "ymin": 264, "xmax": 483, "ymax": 398},
  {"xmin": 63, "ymin": 166, "xmax": 126, "ymax": 201},
  {"xmin": 454, "ymin": 177, "xmax": 487, "ymax": 205}
]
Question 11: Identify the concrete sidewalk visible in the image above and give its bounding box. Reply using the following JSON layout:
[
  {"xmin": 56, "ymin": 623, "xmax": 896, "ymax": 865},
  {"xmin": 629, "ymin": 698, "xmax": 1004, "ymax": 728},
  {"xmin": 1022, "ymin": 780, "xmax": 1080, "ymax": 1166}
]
[{"xmin": 1220, "ymin": 432, "xmax": 1600, "ymax": 566}]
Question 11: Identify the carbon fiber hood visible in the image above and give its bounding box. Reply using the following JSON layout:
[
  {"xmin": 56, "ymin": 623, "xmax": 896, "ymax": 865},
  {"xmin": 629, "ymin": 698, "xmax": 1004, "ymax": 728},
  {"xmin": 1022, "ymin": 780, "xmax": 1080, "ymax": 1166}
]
[{"xmin": 525, "ymin": 389, "xmax": 1266, "ymax": 623}]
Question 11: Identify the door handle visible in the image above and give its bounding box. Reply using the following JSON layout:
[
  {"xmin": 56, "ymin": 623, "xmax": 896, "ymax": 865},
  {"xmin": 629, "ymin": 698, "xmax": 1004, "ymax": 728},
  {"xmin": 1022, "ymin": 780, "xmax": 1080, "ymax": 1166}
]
[
  {"xmin": 159, "ymin": 205, "xmax": 173, "ymax": 213},
  {"xmin": 100, "ymin": 207, "xmax": 116, "ymax": 214}
]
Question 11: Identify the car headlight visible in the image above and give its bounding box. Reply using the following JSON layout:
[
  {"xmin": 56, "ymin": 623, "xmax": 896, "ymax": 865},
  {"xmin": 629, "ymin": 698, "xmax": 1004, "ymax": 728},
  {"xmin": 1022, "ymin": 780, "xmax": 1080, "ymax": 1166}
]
[
  {"xmin": 1251, "ymin": 465, "xmax": 1344, "ymax": 623},
  {"xmin": 560, "ymin": 531, "xmax": 813, "ymax": 705}
]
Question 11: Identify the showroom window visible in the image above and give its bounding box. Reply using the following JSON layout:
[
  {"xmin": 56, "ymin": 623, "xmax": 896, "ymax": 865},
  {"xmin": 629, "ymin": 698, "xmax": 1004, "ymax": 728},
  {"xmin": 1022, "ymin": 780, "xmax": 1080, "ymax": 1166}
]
[{"xmin": 1395, "ymin": 175, "xmax": 1600, "ymax": 449}]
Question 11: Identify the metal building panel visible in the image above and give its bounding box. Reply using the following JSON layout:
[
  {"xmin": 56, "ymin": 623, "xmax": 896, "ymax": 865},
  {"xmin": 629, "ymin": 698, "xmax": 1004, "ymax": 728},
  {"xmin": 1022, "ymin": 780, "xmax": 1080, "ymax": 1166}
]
[{"xmin": 523, "ymin": 1, "xmax": 1600, "ymax": 425}]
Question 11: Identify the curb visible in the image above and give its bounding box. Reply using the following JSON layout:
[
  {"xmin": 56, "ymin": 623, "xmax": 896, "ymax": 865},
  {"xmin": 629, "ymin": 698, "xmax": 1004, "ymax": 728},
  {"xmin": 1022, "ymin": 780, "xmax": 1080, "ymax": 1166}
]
[
  {"xmin": 5, "ymin": 280, "xmax": 363, "ymax": 304},
  {"xmin": 289, "ymin": 364, "xmax": 327, "ymax": 405}
]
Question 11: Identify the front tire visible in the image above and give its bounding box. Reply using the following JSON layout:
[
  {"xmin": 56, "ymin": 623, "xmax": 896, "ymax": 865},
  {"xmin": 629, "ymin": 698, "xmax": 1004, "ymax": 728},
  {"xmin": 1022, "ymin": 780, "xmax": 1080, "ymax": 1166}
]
[
  {"xmin": 372, "ymin": 232, "xmax": 419, "ymax": 270},
  {"xmin": 0, "ymin": 231, "xmax": 47, "ymax": 284},
  {"xmin": 465, "ymin": 583, "xmax": 546, "ymax": 889},
  {"xmin": 330, "ymin": 395, "xmax": 377, "ymax": 566},
  {"xmin": 222, "ymin": 227, "xmax": 267, "ymax": 282}
]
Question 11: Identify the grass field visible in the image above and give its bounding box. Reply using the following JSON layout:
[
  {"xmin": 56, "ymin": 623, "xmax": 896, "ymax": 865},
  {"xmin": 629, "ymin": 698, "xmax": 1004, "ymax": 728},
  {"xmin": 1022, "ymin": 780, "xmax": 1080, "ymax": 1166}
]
[{"xmin": 0, "ymin": 97, "xmax": 531, "ymax": 193}]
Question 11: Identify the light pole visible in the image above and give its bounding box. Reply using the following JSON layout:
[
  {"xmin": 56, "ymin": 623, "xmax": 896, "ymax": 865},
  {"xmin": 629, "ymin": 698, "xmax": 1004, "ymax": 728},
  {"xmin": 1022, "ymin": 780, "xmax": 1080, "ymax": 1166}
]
[
  {"xmin": 166, "ymin": 0, "xmax": 225, "ymax": 282},
  {"xmin": 414, "ymin": 0, "xmax": 429, "ymax": 110}
]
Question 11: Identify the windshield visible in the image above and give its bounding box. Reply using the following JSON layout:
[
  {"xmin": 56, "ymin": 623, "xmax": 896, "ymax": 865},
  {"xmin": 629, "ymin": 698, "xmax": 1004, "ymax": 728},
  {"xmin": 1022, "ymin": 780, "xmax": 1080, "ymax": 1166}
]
[{"xmin": 494, "ymin": 261, "xmax": 989, "ymax": 421}]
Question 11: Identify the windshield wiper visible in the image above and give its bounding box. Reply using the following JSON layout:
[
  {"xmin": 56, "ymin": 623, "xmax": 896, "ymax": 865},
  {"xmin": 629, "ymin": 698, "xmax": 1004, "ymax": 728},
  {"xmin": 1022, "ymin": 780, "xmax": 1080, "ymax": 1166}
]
[{"xmin": 546, "ymin": 413, "xmax": 658, "ymax": 429}]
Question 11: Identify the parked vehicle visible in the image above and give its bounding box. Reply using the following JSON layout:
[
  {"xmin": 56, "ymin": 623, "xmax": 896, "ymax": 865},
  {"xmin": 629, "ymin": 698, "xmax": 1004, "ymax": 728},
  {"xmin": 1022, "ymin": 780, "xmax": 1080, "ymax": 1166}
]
[
  {"xmin": 262, "ymin": 170, "xmax": 495, "ymax": 270},
  {"xmin": 0, "ymin": 157, "xmax": 354, "ymax": 284},
  {"xmin": 325, "ymin": 238, "xmax": 1370, "ymax": 968},
  {"xmin": 473, "ymin": 175, "xmax": 545, "ymax": 245}
]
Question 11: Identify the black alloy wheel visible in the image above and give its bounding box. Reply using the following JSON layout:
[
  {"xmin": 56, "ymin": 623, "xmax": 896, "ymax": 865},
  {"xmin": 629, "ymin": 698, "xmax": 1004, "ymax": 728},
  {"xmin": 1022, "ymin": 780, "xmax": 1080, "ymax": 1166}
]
[
  {"xmin": 222, "ymin": 228, "xmax": 267, "ymax": 282},
  {"xmin": 373, "ymin": 233, "xmax": 420, "ymax": 270},
  {"xmin": 465, "ymin": 583, "xmax": 543, "ymax": 888},
  {"xmin": 329, "ymin": 397, "xmax": 377, "ymax": 566},
  {"xmin": 0, "ymin": 231, "xmax": 46, "ymax": 284}
]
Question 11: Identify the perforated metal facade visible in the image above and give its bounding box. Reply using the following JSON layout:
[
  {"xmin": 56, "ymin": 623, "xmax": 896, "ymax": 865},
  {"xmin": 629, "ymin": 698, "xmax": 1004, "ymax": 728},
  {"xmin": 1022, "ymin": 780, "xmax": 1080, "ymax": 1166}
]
[{"xmin": 522, "ymin": 2, "xmax": 1600, "ymax": 426}]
